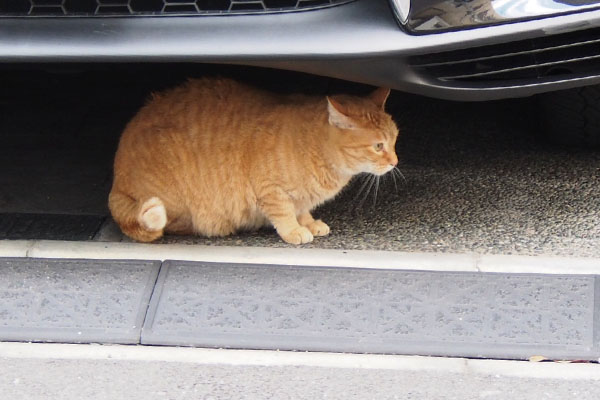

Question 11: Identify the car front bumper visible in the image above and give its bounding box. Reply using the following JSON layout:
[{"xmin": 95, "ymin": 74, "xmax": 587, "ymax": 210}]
[{"xmin": 1, "ymin": 0, "xmax": 600, "ymax": 100}]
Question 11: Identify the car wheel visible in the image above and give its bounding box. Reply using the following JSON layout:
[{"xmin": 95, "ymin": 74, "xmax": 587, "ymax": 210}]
[{"xmin": 537, "ymin": 85, "xmax": 600, "ymax": 147}]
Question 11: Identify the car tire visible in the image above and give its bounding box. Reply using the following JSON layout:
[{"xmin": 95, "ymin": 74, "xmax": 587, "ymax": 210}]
[{"xmin": 537, "ymin": 85, "xmax": 600, "ymax": 147}]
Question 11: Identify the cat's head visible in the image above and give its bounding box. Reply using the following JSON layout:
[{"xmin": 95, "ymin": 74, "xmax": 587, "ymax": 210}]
[{"xmin": 326, "ymin": 88, "xmax": 398, "ymax": 176}]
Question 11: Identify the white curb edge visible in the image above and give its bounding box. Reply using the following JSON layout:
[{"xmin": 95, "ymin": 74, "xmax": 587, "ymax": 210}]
[
  {"xmin": 0, "ymin": 342, "xmax": 598, "ymax": 380},
  {"xmin": 1, "ymin": 239, "xmax": 600, "ymax": 274}
]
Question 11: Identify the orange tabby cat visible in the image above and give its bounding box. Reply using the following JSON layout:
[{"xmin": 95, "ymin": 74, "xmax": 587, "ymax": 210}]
[{"xmin": 109, "ymin": 78, "xmax": 398, "ymax": 244}]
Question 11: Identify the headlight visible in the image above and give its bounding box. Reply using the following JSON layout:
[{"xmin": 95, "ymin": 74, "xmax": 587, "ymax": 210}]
[{"xmin": 389, "ymin": 0, "xmax": 411, "ymax": 24}]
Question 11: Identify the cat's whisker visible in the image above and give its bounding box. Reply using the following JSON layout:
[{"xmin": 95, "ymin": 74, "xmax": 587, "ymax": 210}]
[
  {"xmin": 372, "ymin": 175, "xmax": 380, "ymax": 207},
  {"xmin": 393, "ymin": 167, "xmax": 407, "ymax": 183},
  {"xmin": 357, "ymin": 175, "xmax": 376, "ymax": 209},
  {"xmin": 353, "ymin": 173, "xmax": 373, "ymax": 202},
  {"xmin": 389, "ymin": 169, "xmax": 398, "ymax": 193}
]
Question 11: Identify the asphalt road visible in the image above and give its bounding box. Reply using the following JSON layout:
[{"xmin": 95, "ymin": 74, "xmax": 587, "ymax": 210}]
[
  {"xmin": 3, "ymin": 357, "xmax": 600, "ymax": 400},
  {"xmin": 1, "ymin": 64, "xmax": 599, "ymax": 256}
]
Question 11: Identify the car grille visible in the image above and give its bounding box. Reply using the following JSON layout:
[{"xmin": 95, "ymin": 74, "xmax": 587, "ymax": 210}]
[
  {"xmin": 0, "ymin": 0, "xmax": 353, "ymax": 16},
  {"xmin": 410, "ymin": 27, "xmax": 600, "ymax": 85}
]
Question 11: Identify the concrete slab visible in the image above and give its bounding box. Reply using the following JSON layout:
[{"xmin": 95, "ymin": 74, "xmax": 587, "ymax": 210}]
[
  {"xmin": 142, "ymin": 261, "xmax": 599, "ymax": 360},
  {"xmin": 0, "ymin": 258, "xmax": 160, "ymax": 344}
]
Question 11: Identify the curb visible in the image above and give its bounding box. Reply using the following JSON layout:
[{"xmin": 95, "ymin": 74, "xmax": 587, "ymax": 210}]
[
  {"xmin": 1, "ymin": 342, "xmax": 598, "ymax": 380},
  {"xmin": 1, "ymin": 239, "xmax": 600, "ymax": 275}
]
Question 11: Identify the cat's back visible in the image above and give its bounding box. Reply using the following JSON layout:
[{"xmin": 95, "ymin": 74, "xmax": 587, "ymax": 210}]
[
  {"xmin": 115, "ymin": 77, "xmax": 324, "ymax": 176},
  {"xmin": 150, "ymin": 77, "xmax": 275, "ymax": 116},
  {"xmin": 122, "ymin": 77, "xmax": 279, "ymax": 142}
]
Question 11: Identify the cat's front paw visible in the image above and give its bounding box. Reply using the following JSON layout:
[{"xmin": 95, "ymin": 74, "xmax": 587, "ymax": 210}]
[
  {"xmin": 280, "ymin": 226, "xmax": 314, "ymax": 245},
  {"xmin": 306, "ymin": 219, "xmax": 330, "ymax": 236}
]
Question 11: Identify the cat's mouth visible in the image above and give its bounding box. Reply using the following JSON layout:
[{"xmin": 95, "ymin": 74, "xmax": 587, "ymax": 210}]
[
  {"xmin": 371, "ymin": 164, "xmax": 396, "ymax": 176},
  {"xmin": 382, "ymin": 164, "xmax": 396, "ymax": 175},
  {"xmin": 356, "ymin": 163, "xmax": 395, "ymax": 177}
]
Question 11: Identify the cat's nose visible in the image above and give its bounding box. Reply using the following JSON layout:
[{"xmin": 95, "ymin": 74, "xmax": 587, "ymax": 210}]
[{"xmin": 389, "ymin": 154, "xmax": 398, "ymax": 167}]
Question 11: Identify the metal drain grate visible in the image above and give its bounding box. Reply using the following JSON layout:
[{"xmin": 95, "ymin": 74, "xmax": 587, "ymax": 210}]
[
  {"xmin": 0, "ymin": 213, "xmax": 105, "ymax": 241},
  {"xmin": 0, "ymin": 0, "xmax": 353, "ymax": 16}
]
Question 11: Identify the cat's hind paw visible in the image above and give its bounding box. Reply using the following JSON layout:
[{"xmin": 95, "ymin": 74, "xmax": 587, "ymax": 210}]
[
  {"xmin": 280, "ymin": 226, "xmax": 314, "ymax": 245},
  {"xmin": 306, "ymin": 219, "xmax": 330, "ymax": 237},
  {"xmin": 139, "ymin": 197, "xmax": 167, "ymax": 232}
]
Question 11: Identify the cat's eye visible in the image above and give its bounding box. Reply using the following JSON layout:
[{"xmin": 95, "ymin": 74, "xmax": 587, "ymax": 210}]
[{"xmin": 373, "ymin": 143, "xmax": 384, "ymax": 152}]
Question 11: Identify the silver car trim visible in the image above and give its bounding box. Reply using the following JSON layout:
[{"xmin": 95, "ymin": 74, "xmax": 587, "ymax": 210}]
[
  {"xmin": 414, "ymin": 37, "xmax": 600, "ymax": 67},
  {"xmin": 438, "ymin": 54, "xmax": 600, "ymax": 80}
]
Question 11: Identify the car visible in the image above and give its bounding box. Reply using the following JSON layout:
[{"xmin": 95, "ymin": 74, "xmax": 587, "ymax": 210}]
[{"xmin": 1, "ymin": 0, "xmax": 599, "ymax": 144}]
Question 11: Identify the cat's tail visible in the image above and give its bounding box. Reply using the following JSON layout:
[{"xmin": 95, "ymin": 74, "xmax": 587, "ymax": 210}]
[{"xmin": 108, "ymin": 191, "xmax": 167, "ymax": 242}]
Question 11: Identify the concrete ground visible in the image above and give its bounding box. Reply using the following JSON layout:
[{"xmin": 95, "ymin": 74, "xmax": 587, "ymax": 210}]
[{"xmin": 1, "ymin": 64, "xmax": 599, "ymax": 256}]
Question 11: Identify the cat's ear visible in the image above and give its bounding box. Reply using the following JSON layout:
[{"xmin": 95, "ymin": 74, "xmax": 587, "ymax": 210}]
[
  {"xmin": 369, "ymin": 87, "xmax": 391, "ymax": 109},
  {"xmin": 327, "ymin": 97, "xmax": 358, "ymax": 130}
]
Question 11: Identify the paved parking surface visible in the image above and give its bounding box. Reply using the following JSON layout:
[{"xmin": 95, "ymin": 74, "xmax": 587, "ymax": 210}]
[{"xmin": 1, "ymin": 65, "xmax": 599, "ymax": 256}]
